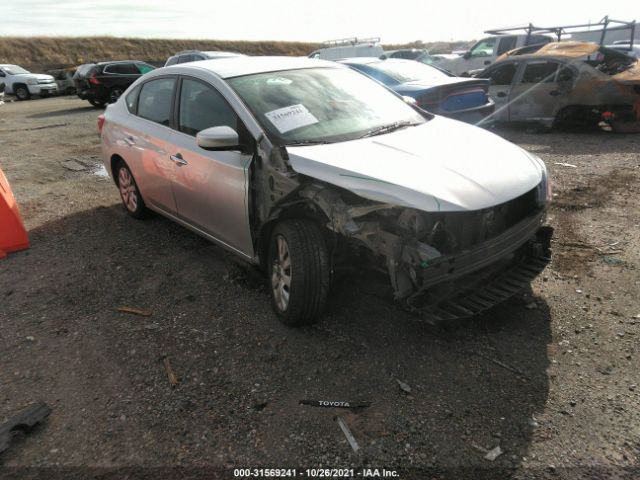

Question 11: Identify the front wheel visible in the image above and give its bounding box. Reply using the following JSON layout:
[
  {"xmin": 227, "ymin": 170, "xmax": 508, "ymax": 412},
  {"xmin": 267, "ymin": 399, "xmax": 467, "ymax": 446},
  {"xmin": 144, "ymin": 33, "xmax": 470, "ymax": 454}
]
[
  {"xmin": 15, "ymin": 85, "xmax": 31, "ymax": 100},
  {"xmin": 268, "ymin": 219, "xmax": 331, "ymax": 326},
  {"xmin": 115, "ymin": 161, "xmax": 148, "ymax": 218}
]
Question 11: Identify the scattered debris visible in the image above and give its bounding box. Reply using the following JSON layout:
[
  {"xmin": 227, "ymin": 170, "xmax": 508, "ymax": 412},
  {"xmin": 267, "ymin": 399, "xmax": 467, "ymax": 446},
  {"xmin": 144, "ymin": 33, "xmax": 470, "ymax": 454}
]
[
  {"xmin": 472, "ymin": 351, "xmax": 525, "ymax": 377},
  {"xmin": 300, "ymin": 399, "xmax": 371, "ymax": 409},
  {"xmin": 160, "ymin": 355, "xmax": 179, "ymax": 387},
  {"xmin": 602, "ymin": 256, "xmax": 624, "ymax": 266},
  {"xmin": 0, "ymin": 402, "xmax": 51, "ymax": 454},
  {"xmin": 554, "ymin": 162, "xmax": 577, "ymax": 168},
  {"xmin": 117, "ymin": 306, "xmax": 152, "ymax": 317},
  {"xmin": 61, "ymin": 160, "xmax": 86, "ymax": 172},
  {"xmin": 336, "ymin": 416, "xmax": 360, "ymax": 454},
  {"xmin": 484, "ymin": 445, "xmax": 504, "ymax": 461},
  {"xmin": 396, "ymin": 379, "xmax": 412, "ymax": 394}
]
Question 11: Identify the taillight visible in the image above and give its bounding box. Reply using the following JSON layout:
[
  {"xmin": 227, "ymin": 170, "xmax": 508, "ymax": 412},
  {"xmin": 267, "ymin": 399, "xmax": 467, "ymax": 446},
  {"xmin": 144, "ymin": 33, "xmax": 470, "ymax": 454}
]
[
  {"xmin": 89, "ymin": 71, "xmax": 100, "ymax": 85},
  {"xmin": 97, "ymin": 114, "xmax": 105, "ymax": 134}
]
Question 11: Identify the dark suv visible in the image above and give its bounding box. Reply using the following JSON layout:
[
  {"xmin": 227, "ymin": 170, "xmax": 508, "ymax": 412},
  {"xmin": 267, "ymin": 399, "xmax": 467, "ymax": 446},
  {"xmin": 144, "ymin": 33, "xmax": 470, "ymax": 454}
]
[{"xmin": 73, "ymin": 61, "xmax": 155, "ymax": 107}]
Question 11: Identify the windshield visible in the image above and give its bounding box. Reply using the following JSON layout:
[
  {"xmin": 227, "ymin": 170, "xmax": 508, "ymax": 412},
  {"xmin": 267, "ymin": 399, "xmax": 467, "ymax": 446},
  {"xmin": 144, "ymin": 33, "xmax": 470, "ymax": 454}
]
[
  {"xmin": 228, "ymin": 67, "xmax": 425, "ymax": 144},
  {"xmin": 366, "ymin": 60, "xmax": 450, "ymax": 84},
  {"xmin": 3, "ymin": 65, "xmax": 30, "ymax": 75}
]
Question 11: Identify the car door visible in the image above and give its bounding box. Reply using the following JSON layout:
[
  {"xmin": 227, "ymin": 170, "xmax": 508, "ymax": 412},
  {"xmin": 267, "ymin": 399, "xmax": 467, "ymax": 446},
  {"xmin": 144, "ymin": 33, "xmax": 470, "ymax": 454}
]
[
  {"xmin": 123, "ymin": 76, "xmax": 179, "ymax": 214},
  {"xmin": 508, "ymin": 60, "xmax": 572, "ymax": 123},
  {"xmin": 479, "ymin": 62, "xmax": 519, "ymax": 121},
  {"xmin": 168, "ymin": 76, "xmax": 254, "ymax": 255}
]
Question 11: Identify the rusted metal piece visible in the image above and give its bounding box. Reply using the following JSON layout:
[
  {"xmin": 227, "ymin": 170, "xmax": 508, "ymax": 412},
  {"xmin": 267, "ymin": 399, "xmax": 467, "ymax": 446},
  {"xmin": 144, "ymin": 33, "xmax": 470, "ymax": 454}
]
[
  {"xmin": 117, "ymin": 306, "xmax": 152, "ymax": 317},
  {"xmin": 160, "ymin": 355, "xmax": 179, "ymax": 387},
  {"xmin": 0, "ymin": 402, "xmax": 51, "ymax": 454}
]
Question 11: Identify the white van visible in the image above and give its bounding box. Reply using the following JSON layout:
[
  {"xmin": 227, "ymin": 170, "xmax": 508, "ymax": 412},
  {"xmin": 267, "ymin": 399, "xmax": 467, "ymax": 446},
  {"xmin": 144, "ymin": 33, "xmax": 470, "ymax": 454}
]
[
  {"xmin": 437, "ymin": 34, "xmax": 552, "ymax": 76},
  {"xmin": 308, "ymin": 37, "xmax": 384, "ymax": 61}
]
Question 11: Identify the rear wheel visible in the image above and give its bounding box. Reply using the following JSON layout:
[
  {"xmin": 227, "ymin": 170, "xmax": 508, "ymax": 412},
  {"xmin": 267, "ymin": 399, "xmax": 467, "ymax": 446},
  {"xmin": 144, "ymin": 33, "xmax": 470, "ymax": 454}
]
[
  {"xmin": 268, "ymin": 219, "xmax": 331, "ymax": 326},
  {"xmin": 14, "ymin": 85, "xmax": 30, "ymax": 100},
  {"xmin": 89, "ymin": 98, "xmax": 105, "ymax": 108},
  {"xmin": 115, "ymin": 161, "xmax": 148, "ymax": 218},
  {"xmin": 108, "ymin": 87, "xmax": 124, "ymax": 104}
]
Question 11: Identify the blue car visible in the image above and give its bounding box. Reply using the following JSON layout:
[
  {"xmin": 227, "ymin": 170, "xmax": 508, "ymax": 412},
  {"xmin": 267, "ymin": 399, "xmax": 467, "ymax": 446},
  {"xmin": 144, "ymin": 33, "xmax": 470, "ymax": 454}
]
[{"xmin": 339, "ymin": 58, "xmax": 495, "ymax": 125}]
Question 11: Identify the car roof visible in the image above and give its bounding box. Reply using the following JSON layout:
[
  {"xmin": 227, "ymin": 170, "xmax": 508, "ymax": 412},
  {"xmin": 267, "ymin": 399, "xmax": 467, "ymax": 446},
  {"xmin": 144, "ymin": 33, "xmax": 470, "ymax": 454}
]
[
  {"xmin": 96, "ymin": 60, "xmax": 147, "ymax": 66},
  {"xmin": 338, "ymin": 57, "xmax": 383, "ymax": 65},
  {"xmin": 165, "ymin": 56, "xmax": 340, "ymax": 78}
]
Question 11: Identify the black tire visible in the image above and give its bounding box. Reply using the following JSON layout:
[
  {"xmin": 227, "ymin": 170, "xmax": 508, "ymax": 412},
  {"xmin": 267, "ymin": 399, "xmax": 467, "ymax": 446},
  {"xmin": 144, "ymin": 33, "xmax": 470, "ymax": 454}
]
[
  {"xmin": 89, "ymin": 98, "xmax": 106, "ymax": 108},
  {"xmin": 14, "ymin": 85, "xmax": 31, "ymax": 100},
  {"xmin": 107, "ymin": 87, "xmax": 124, "ymax": 104},
  {"xmin": 268, "ymin": 219, "xmax": 331, "ymax": 326},
  {"xmin": 114, "ymin": 161, "xmax": 148, "ymax": 219}
]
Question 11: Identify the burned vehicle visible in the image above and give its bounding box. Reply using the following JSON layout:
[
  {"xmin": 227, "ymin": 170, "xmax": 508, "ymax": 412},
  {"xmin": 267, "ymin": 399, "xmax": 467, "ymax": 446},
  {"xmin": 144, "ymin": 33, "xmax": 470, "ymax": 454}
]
[
  {"xmin": 477, "ymin": 42, "xmax": 640, "ymax": 131},
  {"xmin": 100, "ymin": 57, "xmax": 552, "ymax": 326}
]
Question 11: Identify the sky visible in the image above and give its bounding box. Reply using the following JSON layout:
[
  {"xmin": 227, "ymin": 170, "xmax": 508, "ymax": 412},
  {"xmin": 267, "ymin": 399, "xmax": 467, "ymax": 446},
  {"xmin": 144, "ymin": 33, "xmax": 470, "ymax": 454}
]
[{"xmin": 1, "ymin": 0, "xmax": 638, "ymax": 43}]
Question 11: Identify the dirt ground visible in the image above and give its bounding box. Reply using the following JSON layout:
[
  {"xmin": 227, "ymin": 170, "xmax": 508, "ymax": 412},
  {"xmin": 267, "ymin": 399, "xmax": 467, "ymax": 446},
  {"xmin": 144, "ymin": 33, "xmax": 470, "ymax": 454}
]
[{"xmin": 1, "ymin": 96, "xmax": 639, "ymax": 479}]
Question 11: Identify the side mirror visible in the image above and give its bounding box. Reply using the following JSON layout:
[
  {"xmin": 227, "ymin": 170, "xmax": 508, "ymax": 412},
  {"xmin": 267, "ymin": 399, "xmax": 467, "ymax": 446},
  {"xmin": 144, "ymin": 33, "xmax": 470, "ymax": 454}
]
[
  {"xmin": 196, "ymin": 126, "xmax": 239, "ymax": 150},
  {"xmin": 463, "ymin": 51, "xmax": 472, "ymax": 59},
  {"xmin": 402, "ymin": 96, "xmax": 417, "ymax": 105}
]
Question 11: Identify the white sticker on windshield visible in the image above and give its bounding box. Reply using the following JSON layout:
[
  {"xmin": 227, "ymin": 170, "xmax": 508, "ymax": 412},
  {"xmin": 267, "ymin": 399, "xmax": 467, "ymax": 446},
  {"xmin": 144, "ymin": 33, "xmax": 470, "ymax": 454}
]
[{"xmin": 264, "ymin": 104, "xmax": 318, "ymax": 133}]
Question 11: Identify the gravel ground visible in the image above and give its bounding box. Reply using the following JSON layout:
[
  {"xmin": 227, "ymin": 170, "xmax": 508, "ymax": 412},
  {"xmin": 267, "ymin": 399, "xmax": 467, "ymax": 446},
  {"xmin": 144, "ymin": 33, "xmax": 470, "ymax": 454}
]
[{"xmin": 0, "ymin": 97, "xmax": 639, "ymax": 479}]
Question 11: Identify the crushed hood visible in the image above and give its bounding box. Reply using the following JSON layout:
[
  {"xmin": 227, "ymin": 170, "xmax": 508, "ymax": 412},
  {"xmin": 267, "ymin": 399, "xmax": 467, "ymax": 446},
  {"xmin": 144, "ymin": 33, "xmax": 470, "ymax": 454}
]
[{"xmin": 286, "ymin": 116, "xmax": 543, "ymax": 212}]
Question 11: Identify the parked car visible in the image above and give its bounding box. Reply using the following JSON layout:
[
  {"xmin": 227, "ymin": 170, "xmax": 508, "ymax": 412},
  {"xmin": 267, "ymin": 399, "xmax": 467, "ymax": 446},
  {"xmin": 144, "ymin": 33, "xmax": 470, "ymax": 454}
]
[
  {"xmin": 606, "ymin": 42, "xmax": 640, "ymax": 59},
  {"xmin": 382, "ymin": 48, "xmax": 430, "ymax": 60},
  {"xmin": 73, "ymin": 61, "xmax": 155, "ymax": 107},
  {"xmin": 308, "ymin": 37, "xmax": 384, "ymax": 60},
  {"xmin": 46, "ymin": 68, "xmax": 77, "ymax": 95},
  {"xmin": 340, "ymin": 58, "xmax": 494, "ymax": 125},
  {"xmin": 165, "ymin": 50, "xmax": 245, "ymax": 66},
  {"xmin": 100, "ymin": 56, "xmax": 552, "ymax": 325},
  {"xmin": 436, "ymin": 34, "xmax": 553, "ymax": 76},
  {"xmin": 0, "ymin": 64, "xmax": 57, "ymax": 100},
  {"xmin": 476, "ymin": 42, "xmax": 640, "ymax": 131}
]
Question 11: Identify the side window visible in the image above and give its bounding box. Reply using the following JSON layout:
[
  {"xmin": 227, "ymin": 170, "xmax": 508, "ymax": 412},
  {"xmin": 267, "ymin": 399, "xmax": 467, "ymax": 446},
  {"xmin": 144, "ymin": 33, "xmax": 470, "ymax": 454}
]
[
  {"xmin": 165, "ymin": 56, "xmax": 178, "ymax": 66},
  {"xmin": 497, "ymin": 37, "xmax": 517, "ymax": 55},
  {"xmin": 136, "ymin": 63, "xmax": 155, "ymax": 74},
  {"xmin": 178, "ymin": 78, "xmax": 238, "ymax": 136},
  {"xmin": 483, "ymin": 64, "xmax": 518, "ymax": 86},
  {"xmin": 469, "ymin": 38, "xmax": 497, "ymax": 57},
  {"xmin": 177, "ymin": 55, "xmax": 194, "ymax": 64},
  {"xmin": 125, "ymin": 85, "xmax": 140, "ymax": 114},
  {"xmin": 106, "ymin": 63, "xmax": 140, "ymax": 75},
  {"xmin": 521, "ymin": 61, "xmax": 559, "ymax": 84},
  {"xmin": 137, "ymin": 77, "xmax": 176, "ymax": 126},
  {"xmin": 557, "ymin": 66, "xmax": 574, "ymax": 83}
]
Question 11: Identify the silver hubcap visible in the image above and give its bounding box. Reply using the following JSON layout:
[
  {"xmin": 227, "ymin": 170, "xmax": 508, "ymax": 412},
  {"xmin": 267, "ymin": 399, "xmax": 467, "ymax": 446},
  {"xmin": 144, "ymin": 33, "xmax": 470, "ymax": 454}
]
[
  {"xmin": 118, "ymin": 167, "xmax": 138, "ymax": 212},
  {"xmin": 271, "ymin": 235, "xmax": 291, "ymax": 312}
]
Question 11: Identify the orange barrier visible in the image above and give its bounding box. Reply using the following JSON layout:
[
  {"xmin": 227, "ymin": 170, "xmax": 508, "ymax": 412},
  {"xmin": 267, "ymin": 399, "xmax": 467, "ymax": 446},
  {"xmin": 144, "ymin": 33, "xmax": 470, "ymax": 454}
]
[{"xmin": 0, "ymin": 167, "xmax": 29, "ymax": 258}]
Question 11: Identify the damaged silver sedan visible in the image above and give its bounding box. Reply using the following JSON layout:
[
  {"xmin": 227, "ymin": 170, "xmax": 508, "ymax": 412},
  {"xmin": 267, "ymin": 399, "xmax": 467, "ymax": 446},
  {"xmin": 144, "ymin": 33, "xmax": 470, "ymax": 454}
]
[{"xmin": 100, "ymin": 57, "xmax": 553, "ymax": 326}]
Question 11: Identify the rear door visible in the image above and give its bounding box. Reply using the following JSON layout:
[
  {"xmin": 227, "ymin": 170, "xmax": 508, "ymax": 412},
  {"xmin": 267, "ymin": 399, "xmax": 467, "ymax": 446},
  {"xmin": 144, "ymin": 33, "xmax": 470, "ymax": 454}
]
[
  {"xmin": 123, "ymin": 76, "xmax": 179, "ymax": 214},
  {"xmin": 168, "ymin": 76, "xmax": 254, "ymax": 255},
  {"xmin": 508, "ymin": 60, "xmax": 572, "ymax": 123}
]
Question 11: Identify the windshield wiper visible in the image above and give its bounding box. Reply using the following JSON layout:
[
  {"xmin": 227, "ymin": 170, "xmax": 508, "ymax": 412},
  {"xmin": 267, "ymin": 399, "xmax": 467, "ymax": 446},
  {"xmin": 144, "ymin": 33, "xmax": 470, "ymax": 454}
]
[
  {"xmin": 358, "ymin": 120, "xmax": 419, "ymax": 139},
  {"xmin": 285, "ymin": 139, "xmax": 333, "ymax": 146}
]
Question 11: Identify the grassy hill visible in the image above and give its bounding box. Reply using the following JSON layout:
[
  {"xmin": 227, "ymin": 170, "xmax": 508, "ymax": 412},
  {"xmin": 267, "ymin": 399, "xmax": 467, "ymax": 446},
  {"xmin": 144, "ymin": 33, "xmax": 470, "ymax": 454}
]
[{"xmin": 0, "ymin": 36, "xmax": 472, "ymax": 72}]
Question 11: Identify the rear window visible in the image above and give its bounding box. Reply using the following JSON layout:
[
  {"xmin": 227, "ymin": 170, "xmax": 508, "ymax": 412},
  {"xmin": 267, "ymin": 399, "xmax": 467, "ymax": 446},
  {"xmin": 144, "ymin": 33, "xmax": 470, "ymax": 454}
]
[{"xmin": 105, "ymin": 63, "xmax": 140, "ymax": 75}]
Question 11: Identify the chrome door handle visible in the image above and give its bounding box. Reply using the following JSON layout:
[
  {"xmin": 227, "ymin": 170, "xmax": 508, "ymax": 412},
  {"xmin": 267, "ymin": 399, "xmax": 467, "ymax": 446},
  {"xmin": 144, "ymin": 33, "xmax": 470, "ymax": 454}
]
[
  {"xmin": 123, "ymin": 135, "xmax": 135, "ymax": 146},
  {"xmin": 170, "ymin": 153, "xmax": 188, "ymax": 166}
]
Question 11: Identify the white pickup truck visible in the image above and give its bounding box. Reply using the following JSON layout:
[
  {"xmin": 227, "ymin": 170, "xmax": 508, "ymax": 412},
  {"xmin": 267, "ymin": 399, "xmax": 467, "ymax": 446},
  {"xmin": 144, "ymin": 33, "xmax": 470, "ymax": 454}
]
[
  {"xmin": 0, "ymin": 64, "xmax": 58, "ymax": 100},
  {"xmin": 435, "ymin": 34, "xmax": 552, "ymax": 76}
]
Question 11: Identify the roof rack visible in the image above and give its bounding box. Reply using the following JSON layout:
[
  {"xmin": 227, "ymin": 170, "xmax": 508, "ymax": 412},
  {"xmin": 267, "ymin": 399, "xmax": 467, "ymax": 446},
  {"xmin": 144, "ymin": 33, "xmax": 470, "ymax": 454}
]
[
  {"xmin": 486, "ymin": 16, "xmax": 636, "ymax": 47},
  {"xmin": 321, "ymin": 37, "xmax": 381, "ymax": 47}
]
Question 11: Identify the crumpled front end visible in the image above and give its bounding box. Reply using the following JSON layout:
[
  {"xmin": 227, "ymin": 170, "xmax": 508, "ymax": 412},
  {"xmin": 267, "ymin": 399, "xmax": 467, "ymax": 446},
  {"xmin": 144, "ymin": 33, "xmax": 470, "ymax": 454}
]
[{"xmin": 301, "ymin": 181, "xmax": 553, "ymax": 322}]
